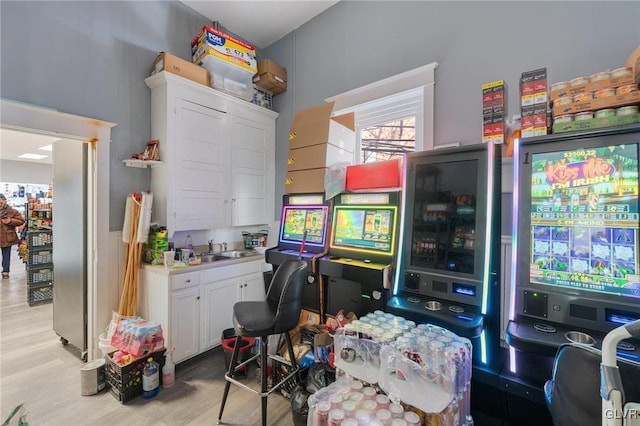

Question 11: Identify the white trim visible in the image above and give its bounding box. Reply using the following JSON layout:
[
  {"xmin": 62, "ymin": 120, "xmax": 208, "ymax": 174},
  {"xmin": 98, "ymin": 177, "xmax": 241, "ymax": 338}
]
[
  {"xmin": 1, "ymin": 98, "xmax": 115, "ymax": 361},
  {"xmin": 325, "ymin": 62, "xmax": 438, "ymax": 152}
]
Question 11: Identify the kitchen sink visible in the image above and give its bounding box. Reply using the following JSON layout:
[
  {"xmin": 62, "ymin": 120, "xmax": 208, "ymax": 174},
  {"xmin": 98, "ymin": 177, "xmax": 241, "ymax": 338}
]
[
  {"xmin": 199, "ymin": 253, "xmax": 229, "ymax": 263},
  {"xmin": 220, "ymin": 250, "xmax": 261, "ymax": 258}
]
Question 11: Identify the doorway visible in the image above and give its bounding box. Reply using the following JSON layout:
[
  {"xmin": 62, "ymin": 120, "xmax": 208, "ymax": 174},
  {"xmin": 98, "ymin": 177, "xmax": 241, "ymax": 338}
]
[{"xmin": 1, "ymin": 99, "xmax": 115, "ymax": 361}]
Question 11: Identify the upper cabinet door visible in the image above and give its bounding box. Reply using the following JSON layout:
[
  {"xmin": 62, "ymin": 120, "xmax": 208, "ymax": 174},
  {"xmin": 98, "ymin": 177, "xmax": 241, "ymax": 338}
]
[
  {"xmin": 229, "ymin": 107, "xmax": 275, "ymax": 226},
  {"xmin": 173, "ymin": 99, "xmax": 230, "ymax": 231}
]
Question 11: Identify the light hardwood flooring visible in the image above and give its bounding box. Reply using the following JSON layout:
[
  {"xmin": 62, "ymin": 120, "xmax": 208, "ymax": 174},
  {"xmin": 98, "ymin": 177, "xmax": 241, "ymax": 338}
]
[{"xmin": 1, "ymin": 246, "xmax": 294, "ymax": 425}]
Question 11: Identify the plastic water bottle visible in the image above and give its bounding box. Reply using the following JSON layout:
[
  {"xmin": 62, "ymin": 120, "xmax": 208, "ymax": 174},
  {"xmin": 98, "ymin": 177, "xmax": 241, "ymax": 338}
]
[
  {"xmin": 162, "ymin": 347, "xmax": 175, "ymax": 388},
  {"xmin": 142, "ymin": 357, "xmax": 159, "ymax": 399}
]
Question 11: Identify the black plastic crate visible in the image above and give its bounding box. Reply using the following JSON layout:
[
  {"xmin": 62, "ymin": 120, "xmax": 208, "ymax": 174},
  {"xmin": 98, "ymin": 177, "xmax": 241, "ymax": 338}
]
[
  {"xmin": 28, "ymin": 283, "xmax": 53, "ymax": 306},
  {"xmin": 270, "ymin": 355, "xmax": 299, "ymax": 400},
  {"xmin": 105, "ymin": 349, "xmax": 165, "ymax": 404},
  {"xmin": 27, "ymin": 230, "xmax": 53, "ymax": 247},
  {"xmin": 27, "ymin": 265, "xmax": 53, "ymax": 286},
  {"xmin": 28, "ymin": 249, "xmax": 53, "ymax": 266}
]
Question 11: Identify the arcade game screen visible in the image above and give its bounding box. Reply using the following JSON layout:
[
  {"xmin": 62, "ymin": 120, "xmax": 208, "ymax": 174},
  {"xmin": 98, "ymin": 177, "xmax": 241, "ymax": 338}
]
[
  {"xmin": 529, "ymin": 143, "xmax": 640, "ymax": 298},
  {"xmin": 331, "ymin": 206, "xmax": 396, "ymax": 254},
  {"xmin": 280, "ymin": 206, "xmax": 329, "ymax": 246}
]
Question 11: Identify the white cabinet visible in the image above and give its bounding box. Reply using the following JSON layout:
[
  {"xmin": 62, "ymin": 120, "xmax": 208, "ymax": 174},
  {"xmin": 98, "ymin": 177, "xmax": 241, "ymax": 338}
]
[
  {"xmin": 202, "ymin": 277, "xmax": 238, "ymax": 350},
  {"xmin": 145, "ymin": 72, "xmax": 278, "ymax": 236},
  {"xmin": 171, "ymin": 286, "xmax": 200, "ymax": 362},
  {"xmin": 240, "ymin": 272, "xmax": 266, "ymax": 302},
  {"xmin": 139, "ymin": 258, "xmax": 266, "ymax": 364},
  {"xmin": 229, "ymin": 108, "xmax": 275, "ymax": 226}
]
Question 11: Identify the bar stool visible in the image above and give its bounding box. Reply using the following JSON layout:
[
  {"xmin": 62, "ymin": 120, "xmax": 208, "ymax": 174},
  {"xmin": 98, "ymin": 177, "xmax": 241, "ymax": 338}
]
[{"xmin": 218, "ymin": 259, "xmax": 308, "ymax": 426}]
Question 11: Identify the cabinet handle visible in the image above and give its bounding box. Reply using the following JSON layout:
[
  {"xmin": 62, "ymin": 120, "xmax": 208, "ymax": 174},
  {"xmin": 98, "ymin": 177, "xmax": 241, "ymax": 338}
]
[
  {"xmin": 197, "ymin": 296, "xmax": 200, "ymax": 300},
  {"xmin": 185, "ymin": 279, "xmax": 191, "ymax": 283}
]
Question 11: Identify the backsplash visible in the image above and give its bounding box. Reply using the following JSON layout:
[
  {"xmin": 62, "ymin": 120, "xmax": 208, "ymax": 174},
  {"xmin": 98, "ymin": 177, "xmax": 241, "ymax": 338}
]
[{"xmin": 169, "ymin": 221, "xmax": 280, "ymax": 251}]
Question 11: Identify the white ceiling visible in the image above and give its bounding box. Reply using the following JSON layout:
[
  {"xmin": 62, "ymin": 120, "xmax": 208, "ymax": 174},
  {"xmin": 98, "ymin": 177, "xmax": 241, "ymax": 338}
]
[
  {"xmin": 0, "ymin": 128, "xmax": 58, "ymax": 165},
  {"xmin": 180, "ymin": 0, "xmax": 339, "ymax": 49}
]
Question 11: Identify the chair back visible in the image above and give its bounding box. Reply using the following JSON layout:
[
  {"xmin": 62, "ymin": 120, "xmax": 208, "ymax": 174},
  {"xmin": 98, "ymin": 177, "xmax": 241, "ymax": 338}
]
[
  {"xmin": 545, "ymin": 343, "xmax": 640, "ymax": 426},
  {"xmin": 266, "ymin": 259, "xmax": 308, "ymax": 334}
]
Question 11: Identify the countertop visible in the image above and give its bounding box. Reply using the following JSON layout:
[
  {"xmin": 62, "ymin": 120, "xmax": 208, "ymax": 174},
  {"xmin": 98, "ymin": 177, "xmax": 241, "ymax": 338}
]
[{"xmin": 142, "ymin": 252, "xmax": 267, "ymax": 276}]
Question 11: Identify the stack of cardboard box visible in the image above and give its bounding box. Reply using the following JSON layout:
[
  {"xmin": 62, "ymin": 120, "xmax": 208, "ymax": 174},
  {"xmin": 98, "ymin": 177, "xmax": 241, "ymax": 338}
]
[
  {"xmin": 254, "ymin": 59, "xmax": 287, "ymax": 95},
  {"xmin": 285, "ymin": 102, "xmax": 355, "ymax": 194},
  {"xmin": 520, "ymin": 68, "xmax": 549, "ymax": 138},
  {"xmin": 191, "ymin": 25, "xmax": 257, "ymax": 100},
  {"xmin": 482, "ymin": 80, "xmax": 507, "ymax": 144}
]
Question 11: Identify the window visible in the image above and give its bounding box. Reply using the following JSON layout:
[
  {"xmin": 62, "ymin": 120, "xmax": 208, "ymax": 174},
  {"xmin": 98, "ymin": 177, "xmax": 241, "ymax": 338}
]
[{"xmin": 326, "ymin": 62, "xmax": 437, "ymax": 164}]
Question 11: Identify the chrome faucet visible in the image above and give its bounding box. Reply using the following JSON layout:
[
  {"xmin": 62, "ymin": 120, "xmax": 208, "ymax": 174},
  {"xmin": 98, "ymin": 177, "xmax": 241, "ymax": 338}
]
[{"xmin": 208, "ymin": 240, "xmax": 223, "ymax": 254}]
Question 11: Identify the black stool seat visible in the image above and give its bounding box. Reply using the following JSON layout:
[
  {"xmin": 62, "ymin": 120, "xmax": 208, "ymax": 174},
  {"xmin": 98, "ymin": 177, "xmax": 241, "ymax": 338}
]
[{"xmin": 218, "ymin": 259, "xmax": 308, "ymax": 426}]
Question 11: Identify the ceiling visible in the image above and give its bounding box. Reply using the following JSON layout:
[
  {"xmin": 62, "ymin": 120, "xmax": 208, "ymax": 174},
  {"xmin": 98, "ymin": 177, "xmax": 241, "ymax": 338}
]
[
  {"xmin": 0, "ymin": 128, "xmax": 58, "ymax": 165},
  {"xmin": 180, "ymin": 0, "xmax": 339, "ymax": 49}
]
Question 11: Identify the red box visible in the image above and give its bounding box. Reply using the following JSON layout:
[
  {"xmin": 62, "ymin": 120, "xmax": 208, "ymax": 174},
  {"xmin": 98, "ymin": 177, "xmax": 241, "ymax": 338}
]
[{"xmin": 345, "ymin": 159, "xmax": 402, "ymax": 191}]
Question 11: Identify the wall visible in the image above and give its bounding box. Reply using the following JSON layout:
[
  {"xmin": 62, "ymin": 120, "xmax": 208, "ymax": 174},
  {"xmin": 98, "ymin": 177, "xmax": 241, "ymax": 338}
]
[
  {"xmin": 0, "ymin": 160, "xmax": 52, "ymax": 184},
  {"xmin": 264, "ymin": 1, "xmax": 640, "ymax": 214},
  {"xmin": 0, "ymin": 1, "xmax": 213, "ymax": 231}
]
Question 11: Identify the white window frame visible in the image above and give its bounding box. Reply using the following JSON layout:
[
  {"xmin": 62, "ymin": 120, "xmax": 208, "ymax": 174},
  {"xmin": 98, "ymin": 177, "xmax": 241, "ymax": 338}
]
[{"xmin": 325, "ymin": 62, "xmax": 438, "ymax": 162}]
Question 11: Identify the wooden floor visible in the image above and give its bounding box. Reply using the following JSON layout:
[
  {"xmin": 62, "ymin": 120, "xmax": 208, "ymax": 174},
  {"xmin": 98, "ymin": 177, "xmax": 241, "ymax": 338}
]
[{"xmin": 0, "ymin": 246, "xmax": 294, "ymax": 425}]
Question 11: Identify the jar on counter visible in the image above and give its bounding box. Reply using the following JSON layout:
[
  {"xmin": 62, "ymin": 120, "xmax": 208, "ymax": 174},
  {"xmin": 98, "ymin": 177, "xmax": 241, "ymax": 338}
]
[
  {"xmin": 616, "ymin": 106, "xmax": 640, "ymax": 116},
  {"xmin": 550, "ymin": 81, "xmax": 570, "ymax": 92},
  {"xmin": 575, "ymin": 111, "xmax": 594, "ymax": 121},
  {"xmin": 570, "ymin": 76, "xmax": 590, "ymax": 86},
  {"xmin": 554, "ymin": 96, "xmax": 573, "ymax": 106},
  {"xmin": 594, "ymin": 88, "xmax": 615, "ymax": 99},
  {"xmin": 573, "ymin": 92, "xmax": 593, "ymax": 103},
  {"xmin": 611, "ymin": 67, "xmax": 633, "ymax": 79},
  {"xmin": 554, "ymin": 114, "xmax": 574, "ymax": 124},
  {"xmin": 590, "ymin": 71, "xmax": 611, "ymax": 82},
  {"xmin": 595, "ymin": 109, "xmax": 616, "ymax": 118},
  {"xmin": 617, "ymin": 84, "xmax": 638, "ymax": 95}
]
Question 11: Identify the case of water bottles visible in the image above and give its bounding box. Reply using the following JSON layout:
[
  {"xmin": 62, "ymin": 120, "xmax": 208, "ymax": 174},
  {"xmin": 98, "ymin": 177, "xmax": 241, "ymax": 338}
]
[{"xmin": 330, "ymin": 311, "xmax": 473, "ymax": 424}]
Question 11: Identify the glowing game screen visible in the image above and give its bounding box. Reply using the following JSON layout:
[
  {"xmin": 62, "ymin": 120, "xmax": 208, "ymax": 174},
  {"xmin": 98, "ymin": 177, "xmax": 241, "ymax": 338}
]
[
  {"xmin": 331, "ymin": 206, "xmax": 397, "ymax": 255},
  {"xmin": 529, "ymin": 143, "xmax": 640, "ymax": 298},
  {"xmin": 279, "ymin": 205, "xmax": 329, "ymax": 247}
]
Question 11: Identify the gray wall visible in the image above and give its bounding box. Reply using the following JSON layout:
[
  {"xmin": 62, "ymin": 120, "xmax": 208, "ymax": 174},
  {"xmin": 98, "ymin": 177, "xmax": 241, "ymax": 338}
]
[
  {"xmin": 265, "ymin": 1, "xmax": 640, "ymax": 212},
  {"xmin": 2, "ymin": 2, "xmax": 639, "ymax": 229}
]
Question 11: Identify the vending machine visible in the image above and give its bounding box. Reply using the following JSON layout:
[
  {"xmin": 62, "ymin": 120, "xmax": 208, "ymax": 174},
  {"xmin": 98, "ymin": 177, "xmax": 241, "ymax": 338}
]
[
  {"xmin": 266, "ymin": 193, "xmax": 330, "ymax": 316},
  {"xmin": 386, "ymin": 142, "xmax": 502, "ymax": 372},
  {"xmin": 319, "ymin": 191, "xmax": 401, "ymax": 317}
]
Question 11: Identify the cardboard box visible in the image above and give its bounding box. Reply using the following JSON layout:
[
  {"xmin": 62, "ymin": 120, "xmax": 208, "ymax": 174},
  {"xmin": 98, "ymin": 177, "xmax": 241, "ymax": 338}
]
[
  {"xmin": 549, "ymin": 74, "xmax": 636, "ymax": 101},
  {"xmin": 253, "ymin": 59, "xmax": 287, "ymax": 95},
  {"xmin": 552, "ymin": 90, "xmax": 640, "ymax": 116},
  {"xmin": 191, "ymin": 25, "xmax": 257, "ymax": 73},
  {"xmin": 287, "ymin": 143, "xmax": 353, "ymax": 172},
  {"xmin": 285, "ymin": 168, "xmax": 327, "ymax": 194},
  {"xmin": 150, "ymin": 52, "xmax": 209, "ymax": 86},
  {"xmin": 552, "ymin": 113, "xmax": 640, "ymax": 134},
  {"xmin": 345, "ymin": 159, "xmax": 402, "ymax": 191},
  {"xmin": 289, "ymin": 102, "xmax": 356, "ymax": 151},
  {"xmin": 626, "ymin": 44, "xmax": 640, "ymax": 84}
]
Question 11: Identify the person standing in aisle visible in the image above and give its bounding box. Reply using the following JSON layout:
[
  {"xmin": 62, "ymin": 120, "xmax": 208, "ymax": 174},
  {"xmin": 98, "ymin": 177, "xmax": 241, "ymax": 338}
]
[{"xmin": 0, "ymin": 194, "xmax": 25, "ymax": 279}]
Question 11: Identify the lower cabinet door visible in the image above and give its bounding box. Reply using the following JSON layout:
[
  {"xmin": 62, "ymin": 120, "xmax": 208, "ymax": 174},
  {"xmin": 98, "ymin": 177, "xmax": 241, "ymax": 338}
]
[
  {"xmin": 171, "ymin": 286, "xmax": 200, "ymax": 363},
  {"xmin": 202, "ymin": 278, "xmax": 239, "ymax": 351}
]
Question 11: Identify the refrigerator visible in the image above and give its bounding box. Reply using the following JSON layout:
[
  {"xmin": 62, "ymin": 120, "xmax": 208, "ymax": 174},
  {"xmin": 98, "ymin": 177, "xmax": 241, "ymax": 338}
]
[{"xmin": 52, "ymin": 140, "xmax": 88, "ymax": 360}]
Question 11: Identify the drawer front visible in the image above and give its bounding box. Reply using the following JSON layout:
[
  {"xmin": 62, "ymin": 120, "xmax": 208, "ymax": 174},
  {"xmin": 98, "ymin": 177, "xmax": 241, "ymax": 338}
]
[
  {"xmin": 201, "ymin": 259, "xmax": 262, "ymax": 283},
  {"xmin": 170, "ymin": 271, "xmax": 201, "ymax": 291}
]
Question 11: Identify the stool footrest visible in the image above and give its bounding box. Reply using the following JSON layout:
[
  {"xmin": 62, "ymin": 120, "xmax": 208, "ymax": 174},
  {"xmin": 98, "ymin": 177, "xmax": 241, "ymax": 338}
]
[{"xmin": 224, "ymin": 364, "xmax": 300, "ymax": 398}]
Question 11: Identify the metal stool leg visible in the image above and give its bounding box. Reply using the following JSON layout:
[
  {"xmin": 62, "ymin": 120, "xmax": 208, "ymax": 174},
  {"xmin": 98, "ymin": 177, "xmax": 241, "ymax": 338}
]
[
  {"xmin": 260, "ymin": 336, "xmax": 268, "ymax": 426},
  {"xmin": 284, "ymin": 331, "xmax": 301, "ymax": 383},
  {"xmin": 218, "ymin": 334, "xmax": 243, "ymax": 424}
]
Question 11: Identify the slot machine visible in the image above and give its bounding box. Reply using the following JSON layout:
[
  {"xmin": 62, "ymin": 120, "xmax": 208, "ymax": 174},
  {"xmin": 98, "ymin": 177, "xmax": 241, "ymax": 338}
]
[
  {"xmin": 319, "ymin": 191, "xmax": 401, "ymax": 317},
  {"xmin": 506, "ymin": 124, "xmax": 640, "ymax": 387},
  {"xmin": 266, "ymin": 193, "xmax": 330, "ymax": 317}
]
